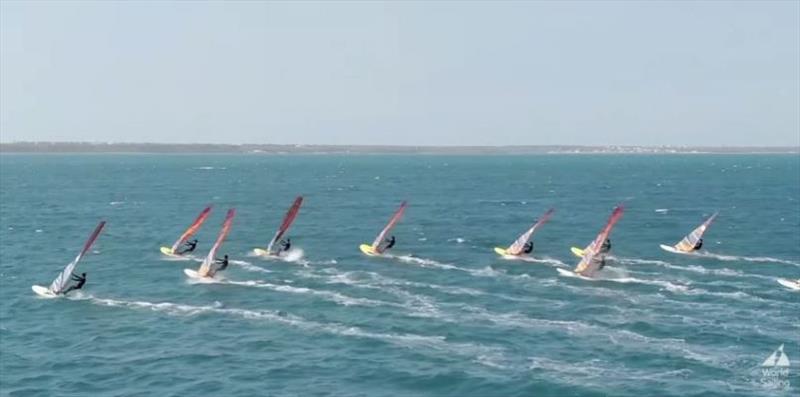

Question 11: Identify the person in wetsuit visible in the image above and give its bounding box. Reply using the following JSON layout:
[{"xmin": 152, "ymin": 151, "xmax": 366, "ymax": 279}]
[
  {"xmin": 597, "ymin": 239, "xmax": 612, "ymax": 270},
  {"xmin": 214, "ymin": 255, "xmax": 229, "ymax": 273},
  {"xmin": 62, "ymin": 273, "xmax": 87, "ymax": 295},
  {"xmin": 177, "ymin": 239, "xmax": 198, "ymax": 255},
  {"xmin": 522, "ymin": 241, "xmax": 534, "ymax": 254},
  {"xmin": 384, "ymin": 236, "xmax": 396, "ymax": 251},
  {"xmin": 600, "ymin": 238, "xmax": 611, "ymax": 254},
  {"xmin": 693, "ymin": 238, "xmax": 703, "ymax": 251},
  {"xmin": 280, "ymin": 238, "xmax": 291, "ymax": 252}
]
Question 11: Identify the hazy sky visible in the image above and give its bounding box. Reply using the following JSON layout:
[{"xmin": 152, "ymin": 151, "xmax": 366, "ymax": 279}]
[{"xmin": 1, "ymin": 1, "xmax": 798, "ymax": 146}]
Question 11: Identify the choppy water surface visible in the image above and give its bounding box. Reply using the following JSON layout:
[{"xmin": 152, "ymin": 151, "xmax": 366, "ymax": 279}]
[{"xmin": 1, "ymin": 154, "xmax": 798, "ymax": 396}]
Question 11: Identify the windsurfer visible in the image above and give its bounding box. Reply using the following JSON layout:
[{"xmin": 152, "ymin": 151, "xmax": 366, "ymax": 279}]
[
  {"xmin": 214, "ymin": 255, "xmax": 229, "ymax": 273},
  {"xmin": 600, "ymin": 238, "xmax": 611, "ymax": 254},
  {"xmin": 280, "ymin": 238, "xmax": 291, "ymax": 252},
  {"xmin": 384, "ymin": 236, "xmax": 396, "ymax": 251},
  {"xmin": 523, "ymin": 241, "xmax": 534, "ymax": 254},
  {"xmin": 62, "ymin": 273, "xmax": 87, "ymax": 295},
  {"xmin": 177, "ymin": 239, "xmax": 198, "ymax": 255}
]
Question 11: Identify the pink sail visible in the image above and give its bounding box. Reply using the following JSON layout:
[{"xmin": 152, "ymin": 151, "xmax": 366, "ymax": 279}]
[
  {"xmin": 372, "ymin": 201, "xmax": 407, "ymax": 253},
  {"xmin": 171, "ymin": 206, "xmax": 212, "ymax": 253},
  {"xmin": 49, "ymin": 221, "xmax": 106, "ymax": 293},
  {"xmin": 673, "ymin": 212, "xmax": 718, "ymax": 252},
  {"xmin": 198, "ymin": 209, "xmax": 236, "ymax": 277},
  {"xmin": 574, "ymin": 206, "xmax": 624, "ymax": 277},
  {"xmin": 506, "ymin": 208, "xmax": 555, "ymax": 255},
  {"xmin": 266, "ymin": 196, "xmax": 303, "ymax": 255}
]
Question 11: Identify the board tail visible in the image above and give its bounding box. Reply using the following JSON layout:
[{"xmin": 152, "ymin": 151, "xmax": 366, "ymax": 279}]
[
  {"xmin": 506, "ymin": 208, "xmax": 554, "ymax": 255},
  {"xmin": 171, "ymin": 206, "xmax": 213, "ymax": 253},
  {"xmin": 371, "ymin": 201, "xmax": 407, "ymax": 253},
  {"xmin": 266, "ymin": 196, "xmax": 303, "ymax": 255},
  {"xmin": 48, "ymin": 221, "xmax": 106, "ymax": 294},
  {"xmin": 198, "ymin": 209, "xmax": 235, "ymax": 277},
  {"xmin": 673, "ymin": 212, "xmax": 717, "ymax": 252},
  {"xmin": 574, "ymin": 205, "xmax": 624, "ymax": 277}
]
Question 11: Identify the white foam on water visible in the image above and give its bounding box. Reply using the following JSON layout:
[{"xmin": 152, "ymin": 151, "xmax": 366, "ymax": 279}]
[
  {"xmin": 695, "ymin": 252, "xmax": 800, "ymax": 266},
  {"xmin": 611, "ymin": 257, "xmax": 672, "ymax": 266},
  {"xmin": 160, "ymin": 254, "xmax": 193, "ymax": 262},
  {"xmin": 82, "ymin": 295, "xmax": 508, "ymax": 369},
  {"xmin": 507, "ymin": 256, "xmax": 569, "ymax": 267},
  {"xmin": 596, "ymin": 275, "xmax": 691, "ymax": 292},
  {"xmin": 222, "ymin": 279, "xmax": 395, "ymax": 307},
  {"xmin": 231, "ymin": 260, "xmax": 272, "ymax": 273}
]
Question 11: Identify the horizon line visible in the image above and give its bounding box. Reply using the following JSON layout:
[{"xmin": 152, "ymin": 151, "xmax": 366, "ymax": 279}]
[{"xmin": 2, "ymin": 141, "xmax": 799, "ymax": 149}]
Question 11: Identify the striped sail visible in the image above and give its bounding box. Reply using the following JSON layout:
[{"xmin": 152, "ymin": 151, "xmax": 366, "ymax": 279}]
[
  {"xmin": 198, "ymin": 209, "xmax": 236, "ymax": 277},
  {"xmin": 170, "ymin": 206, "xmax": 212, "ymax": 253},
  {"xmin": 49, "ymin": 221, "xmax": 106, "ymax": 294},
  {"xmin": 506, "ymin": 208, "xmax": 555, "ymax": 255},
  {"xmin": 266, "ymin": 196, "xmax": 303, "ymax": 255},
  {"xmin": 371, "ymin": 201, "xmax": 407, "ymax": 253},
  {"xmin": 574, "ymin": 206, "xmax": 624, "ymax": 277},
  {"xmin": 673, "ymin": 212, "xmax": 717, "ymax": 252}
]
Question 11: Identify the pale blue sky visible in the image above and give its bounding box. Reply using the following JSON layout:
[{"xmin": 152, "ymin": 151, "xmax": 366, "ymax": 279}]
[{"xmin": 1, "ymin": 1, "xmax": 798, "ymax": 146}]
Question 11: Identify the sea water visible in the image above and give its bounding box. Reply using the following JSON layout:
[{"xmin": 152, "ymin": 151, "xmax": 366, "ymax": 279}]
[{"xmin": 0, "ymin": 154, "xmax": 798, "ymax": 396}]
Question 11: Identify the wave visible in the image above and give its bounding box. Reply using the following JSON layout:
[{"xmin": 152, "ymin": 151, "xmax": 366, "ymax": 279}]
[
  {"xmin": 159, "ymin": 254, "xmax": 194, "ymax": 262},
  {"xmin": 319, "ymin": 270, "xmax": 486, "ymax": 297},
  {"xmin": 250, "ymin": 248, "xmax": 308, "ymax": 265},
  {"xmin": 503, "ymin": 256, "xmax": 568, "ymax": 267},
  {"xmin": 80, "ymin": 295, "xmax": 507, "ymax": 368},
  {"xmin": 221, "ymin": 279, "xmax": 394, "ymax": 307},
  {"xmin": 695, "ymin": 252, "xmax": 800, "ymax": 266},
  {"xmin": 229, "ymin": 260, "xmax": 272, "ymax": 273}
]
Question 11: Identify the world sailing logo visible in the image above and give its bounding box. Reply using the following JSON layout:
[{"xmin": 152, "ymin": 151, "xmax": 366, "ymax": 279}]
[{"xmin": 760, "ymin": 344, "xmax": 790, "ymax": 390}]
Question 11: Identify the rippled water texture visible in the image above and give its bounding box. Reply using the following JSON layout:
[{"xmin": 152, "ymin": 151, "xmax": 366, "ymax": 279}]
[{"xmin": 1, "ymin": 154, "xmax": 798, "ymax": 396}]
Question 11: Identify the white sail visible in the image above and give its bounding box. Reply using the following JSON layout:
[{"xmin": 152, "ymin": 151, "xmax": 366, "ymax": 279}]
[
  {"xmin": 506, "ymin": 208, "xmax": 554, "ymax": 255},
  {"xmin": 48, "ymin": 221, "xmax": 105, "ymax": 294},
  {"xmin": 198, "ymin": 209, "xmax": 235, "ymax": 277}
]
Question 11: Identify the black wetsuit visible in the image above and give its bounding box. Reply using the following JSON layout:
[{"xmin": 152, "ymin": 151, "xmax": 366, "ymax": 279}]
[
  {"xmin": 62, "ymin": 273, "xmax": 86, "ymax": 295},
  {"xmin": 693, "ymin": 238, "xmax": 703, "ymax": 251},
  {"xmin": 598, "ymin": 239, "xmax": 611, "ymax": 270},
  {"xmin": 280, "ymin": 239, "xmax": 291, "ymax": 252},
  {"xmin": 384, "ymin": 236, "xmax": 396, "ymax": 250},
  {"xmin": 600, "ymin": 239, "xmax": 611, "ymax": 254},
  {"xmin": 178, "ymin": 240, "xmax": 198, "ymax": 255},
  {"xmin": 523, "ymin": 241, "xmax": 534, "ymax": 254},
  {"xmin": 215, "ymin": 256, "xmax": 229, "ymax": 272}
]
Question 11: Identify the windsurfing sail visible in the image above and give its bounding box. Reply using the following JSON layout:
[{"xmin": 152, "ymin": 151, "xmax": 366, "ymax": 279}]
[
  {"xmin": 371, "ymin": 201, "xmax": 407, "ymax": 253},
  {"xmin": 673, "ymin": 212, "xmax": 718, "ymax": 252},
  {"xmin": 170, "ymin": 206, "xmax": 212, "ymax": 253},
  {"xmin": 198, "ymin": 209, "xmax": 236, "ymax": 277},
  {"xmin": 266, "ymin": 196, "xmax": 303, "ymax": 255},
  {"xmin": 48, "ymin": 221, "xmax": 106, "ymax": 294},
  {"xmin": 574, "ymin": 206, "xmax": 624, "ymax": 277},
  {"xmin": 506, "ymin": 208, "xmax": 555, "ymax": 255}
]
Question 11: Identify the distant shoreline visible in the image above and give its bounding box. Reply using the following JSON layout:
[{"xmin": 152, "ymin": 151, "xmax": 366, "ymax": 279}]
[{"xmin": 0, "ymin": 142, "xmax": 798, "ymax": 154}]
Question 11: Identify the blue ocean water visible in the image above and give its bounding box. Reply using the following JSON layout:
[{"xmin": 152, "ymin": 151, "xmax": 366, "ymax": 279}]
[{"xmin": 0, "ymin": 154, "xmax": 798, "ymax": 397}]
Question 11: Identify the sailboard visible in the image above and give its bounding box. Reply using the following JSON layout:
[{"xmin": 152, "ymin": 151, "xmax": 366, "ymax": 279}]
[
  {"xmin": 360, "ymin": 201, "xmax": 407, "ymax": 256},
  {"xmin": 494, "ymin": 208, "xmax": 554, "ymax": 256},
  {"xmin": 570, "ymin": 205, "xmax": 624, "ymax": 278},
  {"xmin": 777, "ymin": 278, "xmax": 800, "ymax": 291},
  {"xmin": 32, "ymin": 221, "xmax": 106, "ymax": 297},
  {"xmin": 660, "ymin": 212, "xmax": 718, "ymax": 254},
  {"xmin": 255, "ymin": 196, "xmax": 303, "ymax": 256},
  {"xmin": 189, "ymin": 208, "xmax": 235, "ymax": 278},
  {"xmin": 161, "ymin": 205, "xmax": 212, "ymax": 256}
]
